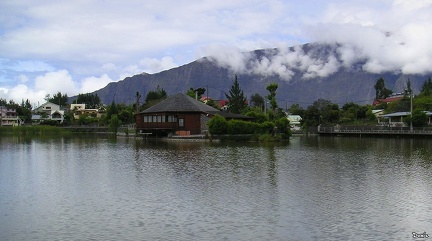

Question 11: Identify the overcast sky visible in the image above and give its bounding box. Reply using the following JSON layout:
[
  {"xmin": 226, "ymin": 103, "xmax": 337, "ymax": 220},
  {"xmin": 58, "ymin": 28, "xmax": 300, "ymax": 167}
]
[{"xmin": 1, "ymin": 0, "xmax": 431, "ymax": 105}]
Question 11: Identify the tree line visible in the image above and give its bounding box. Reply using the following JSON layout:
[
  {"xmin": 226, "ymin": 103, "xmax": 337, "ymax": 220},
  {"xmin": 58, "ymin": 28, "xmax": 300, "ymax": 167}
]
[{"xmin": 4, "ymin": 75, "xmax": 431, "ymax": 129}]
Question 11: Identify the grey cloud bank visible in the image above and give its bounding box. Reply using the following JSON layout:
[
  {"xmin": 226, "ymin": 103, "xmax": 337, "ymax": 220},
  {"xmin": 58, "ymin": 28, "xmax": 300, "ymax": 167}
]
[{"xmin": 0, "ymin": 0, "xmax": 431, "ymax": 105}]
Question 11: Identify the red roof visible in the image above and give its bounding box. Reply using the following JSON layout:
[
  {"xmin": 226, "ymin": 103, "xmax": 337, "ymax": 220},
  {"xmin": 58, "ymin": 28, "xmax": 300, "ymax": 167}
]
[
  {"xmin": 373, "ymin": 96, "xmax": 404, "ymax": 106},
  {"xmin": 200, "ymin": 96, "xmax": 212, "ymax": 102}
]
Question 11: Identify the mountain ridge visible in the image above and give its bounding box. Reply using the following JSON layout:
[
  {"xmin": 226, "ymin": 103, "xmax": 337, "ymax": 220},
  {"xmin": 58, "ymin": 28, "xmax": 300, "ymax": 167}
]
[{"xmin": 75, "ymin": 43, "xmax": 431, "ymax": 107}]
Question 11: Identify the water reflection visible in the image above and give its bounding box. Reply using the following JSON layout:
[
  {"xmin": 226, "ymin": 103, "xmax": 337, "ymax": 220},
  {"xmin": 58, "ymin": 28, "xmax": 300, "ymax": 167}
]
[{"xmin": 0, "ymin": 136, "xmax": 431, "ymax": 240}]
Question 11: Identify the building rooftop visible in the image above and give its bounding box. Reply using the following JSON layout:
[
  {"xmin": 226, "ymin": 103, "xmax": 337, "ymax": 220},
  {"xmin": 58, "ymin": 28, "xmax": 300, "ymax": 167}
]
[
  {"xmin": 140, "ymin": 93, "xmax": 253, "ymax": 120},
  {"xmin": 142, "ymin": 93, "xmax": 223, "ymax": 113}
]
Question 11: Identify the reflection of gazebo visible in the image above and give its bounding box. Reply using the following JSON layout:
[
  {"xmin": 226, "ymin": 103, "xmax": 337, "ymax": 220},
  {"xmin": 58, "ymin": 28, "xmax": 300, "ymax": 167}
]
[{"xmin": 379, "ymin": 111, "xmax": 432, "ymax": 127}]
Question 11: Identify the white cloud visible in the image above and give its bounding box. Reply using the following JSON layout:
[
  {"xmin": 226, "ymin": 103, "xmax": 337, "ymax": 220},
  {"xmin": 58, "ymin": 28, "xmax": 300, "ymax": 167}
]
[
  {"xmin": 34, "ymin": 70, "xmax": 78, "ymax": 95},
  {"xmin": 139, "ymin": 56, "xmax": 178, "ymax": 74},
  {"xmin": 198, "ymin": 44, "xmax": 252, "ymax": 73},
  {"xmin": 1, "ymin": 70, "xmax": 114, "ymax": 106},
  {"xmin": 80, "ymin": 74, "xmax": 114, "ymax": 94},
  {"xmin": 203, "ymin": 44, "xmax": 342, "ymax": 80},
  {"xmin": 0, "ymin": 84, "xmax": 46, "ymax": 106},
  {"xmin": 305, "ymin": 0, "xmax": 432, "ymax": 74},
  {"xmin": 204, "ymin": 0, "xmax": 432, "ymax": 77}
]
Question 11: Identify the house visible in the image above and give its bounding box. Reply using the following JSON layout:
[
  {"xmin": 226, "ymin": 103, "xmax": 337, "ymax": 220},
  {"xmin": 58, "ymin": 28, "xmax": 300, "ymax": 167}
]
[
  {"xmin": 378, "ymin": 111, "xmax": 432, "ymax": 127},
  {"xmin": 70, "ymin": 104, "xmax": 103, "ymax": 119},
  {"xmin": 32, "ymin": 102, "xmax": 64, "ymax": 124},
  {"xmin": 199, "ymin": 96, "xmax": 212, "ymax": 104},
  {"xmin": 219, "ymin": 100, "xmax": 229, "ymax": 110},
  {"xmin": 0, "ymin": 106, "xmax": 22, "ymax": 126},
  {"xmin": 287, "ymin": 115, "xmax": 302, "ymax": 131},
  {"xmin": 378, "ymin": 112, "xmax": 410, "ymax": 127},
  {"xmin": 135, "ymin": 93, "xmax": 253, "ymax": 136},
  {"xmin": 372, "ymin": 109, "xmax": 384, "ymax": 118},
  {"xmin": 373, "ymin": 94, "xmax": 404, "ymax": 106}
]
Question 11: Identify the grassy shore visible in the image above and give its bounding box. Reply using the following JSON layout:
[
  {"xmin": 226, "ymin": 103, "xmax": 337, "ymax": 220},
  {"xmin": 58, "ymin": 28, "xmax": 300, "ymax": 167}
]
[{"xmin": 0, "ymin": 126, "xmax": 71, "ymax": 135}]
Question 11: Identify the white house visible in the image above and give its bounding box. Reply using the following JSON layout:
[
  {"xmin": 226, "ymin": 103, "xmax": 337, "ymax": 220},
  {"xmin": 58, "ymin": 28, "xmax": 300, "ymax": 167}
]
[
  {"xmin": 378, "ymin": 111, "xmax": 432, "ymax": 127},
  {"xmin": 287, "ymin": 115, "xmax": 302, "ymax": 131},
  {"xmin": 32, "ymin": 102, "xmax": 64, "ymax": 124}
]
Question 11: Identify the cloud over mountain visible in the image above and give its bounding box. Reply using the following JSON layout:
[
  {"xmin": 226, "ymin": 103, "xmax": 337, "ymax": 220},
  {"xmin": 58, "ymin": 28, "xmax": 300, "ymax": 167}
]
[{"xmin": 1, "ymin": 0, "xmax": 431, "ymax": 105}]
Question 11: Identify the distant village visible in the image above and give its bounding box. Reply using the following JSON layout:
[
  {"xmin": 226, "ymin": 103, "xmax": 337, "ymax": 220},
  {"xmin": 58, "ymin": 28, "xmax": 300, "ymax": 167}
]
[{"xmin": 1, "ymin": 76, "xmax": 432, "ymax": 137}]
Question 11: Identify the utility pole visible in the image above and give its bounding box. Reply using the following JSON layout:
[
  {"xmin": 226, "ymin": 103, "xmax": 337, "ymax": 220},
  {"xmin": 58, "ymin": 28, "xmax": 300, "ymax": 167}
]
[
  {"xmin": 135, "ymin": 92, "xmax": 141, "ymax": 114},
  {"xmin": 410, "ymin": 89, "xmax": 413, "ymax": 133}
]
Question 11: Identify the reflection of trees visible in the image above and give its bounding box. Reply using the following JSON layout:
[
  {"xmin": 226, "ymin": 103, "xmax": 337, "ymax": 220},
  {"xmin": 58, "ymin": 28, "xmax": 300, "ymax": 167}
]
[
  {"xmin": 265, "ymin": 144, "xmax": 277, "ymax": 187},
  {"xmin": 133, "ymin": 139, "xmax": 143, "ymax": 177}
]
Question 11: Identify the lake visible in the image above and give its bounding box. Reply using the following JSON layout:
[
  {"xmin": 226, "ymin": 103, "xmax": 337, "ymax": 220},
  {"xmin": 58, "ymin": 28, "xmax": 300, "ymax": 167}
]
[{"xmin": 1, "ymin": 135, "xmax": 431, "ymax": 240}]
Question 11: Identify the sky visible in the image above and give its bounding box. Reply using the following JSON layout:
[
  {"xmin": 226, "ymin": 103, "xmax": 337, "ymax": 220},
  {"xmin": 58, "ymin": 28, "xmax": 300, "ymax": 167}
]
[{"xmin": 1, "ymin": 0, "xmax": 432, "ymax": 106}]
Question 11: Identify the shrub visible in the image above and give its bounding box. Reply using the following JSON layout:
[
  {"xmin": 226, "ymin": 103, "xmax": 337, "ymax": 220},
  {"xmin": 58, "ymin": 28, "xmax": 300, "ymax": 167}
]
[
  {"xmin": 275, "ymin": 117, "xmax": 291, "ymax": 136},
  {"xmin": 260, "ymin": 121, "xmax": 275, "ymax": 134},
  {"xmin": 245, "ymin": 111, "xmax": 268, "ymax": 123},
  {"xmin": 208, "ymin": 115, "xmax": 228, "ymax": 135},
  {"xmin": 227, "ymin": 119, "xmax": 261, "ymax": 134},
  {"xmin": 40, "ymin": 119, "xmax": 60, "ymax": 126}
]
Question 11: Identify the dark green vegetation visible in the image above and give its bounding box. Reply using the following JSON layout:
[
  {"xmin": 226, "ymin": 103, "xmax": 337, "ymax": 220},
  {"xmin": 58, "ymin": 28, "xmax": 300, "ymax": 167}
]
[
  {"xmin": 208, "ymin": 115, "xmax": 289, "ymax": 142},
  {"xmin": 48, "ymin": 92, "xmax": 69, "ymax": 107},
  {"xmin": 374, "ymin": 77, "xmax": 393, "ymax": 99},
  {"xmin": 208, "ymin": 79, "xmax": 291, "ymax": 142},
  {"xmin": 225, "ymin": 75, "xmax": 247, "ymax": 114},
  {"xmin": 0, "ymin": 126, "xmax": 70, "ymax": 135},
  {"xmin": 291, "ymin": 77, "xmax": 432, "ymax": 129}
]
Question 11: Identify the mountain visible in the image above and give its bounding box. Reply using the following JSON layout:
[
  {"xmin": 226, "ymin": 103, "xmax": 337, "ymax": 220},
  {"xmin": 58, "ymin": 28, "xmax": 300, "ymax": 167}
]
[{"xmin": 75, "ymin": 43, "xmax": 431, "ymax": 108}]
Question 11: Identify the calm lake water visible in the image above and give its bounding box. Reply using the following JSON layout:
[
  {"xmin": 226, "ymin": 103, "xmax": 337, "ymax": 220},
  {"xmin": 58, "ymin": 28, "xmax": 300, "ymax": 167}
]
[{"xmin": 1, "ymin": 135, "xmax": 431, "ymax": 241}]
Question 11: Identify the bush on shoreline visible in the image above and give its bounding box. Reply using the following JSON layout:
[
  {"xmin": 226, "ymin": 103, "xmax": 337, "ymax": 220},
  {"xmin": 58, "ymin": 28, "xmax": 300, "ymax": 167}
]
[{"xmin": 208, "ymin": 115, "xmax": 291, "ymax": 142}]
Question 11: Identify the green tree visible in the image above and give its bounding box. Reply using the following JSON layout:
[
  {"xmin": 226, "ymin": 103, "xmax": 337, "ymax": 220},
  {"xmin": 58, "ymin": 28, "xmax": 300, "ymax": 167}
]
[
  {"xmin": 106, "ymin": 101, "xmax": 118, "ymax": 119},
  {"xmin": 118, "ymin": 109, "xmax": 134, "ymax": 124},
  {"xmin": 266, "ymin": 83, "xmax": 278, "ymax": 112},
  {"xmin": 49, "ymin": 92, "xmax": 68, "ymax": 106},
  {"xmin": 225, "ymin": 75, "xmax": 247, "ymax": 114},
  {"xmin": 76, "ymin": 93, "xmax": 101, "ymax": 109},
  {"xmin": 374, "ymin": 77, "xmax": 393, "ymax": 99},
  {"xmin": 414, "ymin": 95, "xmax": 432, "ymax": 111},
  {"xmin": 302, "ymin": 105, "xmax": 320, "ymax": 128},
  {"xmin": 312, "ymin": 99, "xmax": 339, "ymax": 124},
  {"xmin": 245, "ymin": 110, "xmax": 268, "ymax": 123},
  {"xmin": 109, "ymin": 114, "xmax": 121, "ymax": 135},
  {"xmin": 186, "ymin": 87, "xmax": 206, "ymax": 99},
  {"xmin": 340, "ymin": 102, "xmax": 369, "ymax": 123},
  {"xmin": 288, "ymin": 103, "xmax": 304, "ymax": 116},
  {"xmin": 404, "ymin": 79, "xmax": 412, "ymax": 97},
  {"xmin": 274, "ymin": 117, "xmax": 291, "ymax": 138},
  {"xmin": 18, "ymin": 99, "xmax": 32, "ymax": 123},
  {"xmin": 0, "ymin": 98, "xmax": 7, "ymax": 106},
  {"xmin": 411, "ymin": 108, "xmax": 428, "ymax": 127},
  {"xmin": 386, "ymin": 99, "xmax": 410, "ymax": 113},
  {"xmin": 250, "ymin": 93, "xmax": 265, "ymax": 110},
  {"xmin": 208, "ymin": 115, "xmax": 228, "ymax": 135},
  {"xmin": 420, "ymin": 77, "xmax": 432, "ymax": 96},
  {"xmin": 143, "ymin": 85, "xmax": 167, "ymax": 109}
]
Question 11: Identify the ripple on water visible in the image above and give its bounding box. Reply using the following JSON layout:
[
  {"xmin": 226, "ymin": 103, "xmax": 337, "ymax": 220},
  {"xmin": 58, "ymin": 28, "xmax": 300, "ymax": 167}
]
[{"xmin": 0, "ymin": 136, "xmax": 431, "ymax": 240}]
